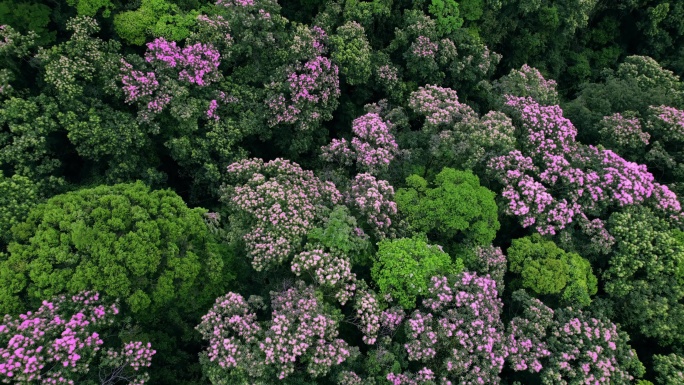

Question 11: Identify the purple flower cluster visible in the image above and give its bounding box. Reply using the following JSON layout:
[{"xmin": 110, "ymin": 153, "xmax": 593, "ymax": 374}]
[
  {"xmin": 321, "ymin": 112, "xmax": 399, "ymax": 174},
  {"xmin": 196, "ymin": 283, "xmax": 354, "ymax": 381},
  {"xmin": 145, "ymin": 38, "xmax": 221, "ymax": 86},
  {"xmin": 599, "ymin": 113, "xmax": 650, "ymax": 150},
  {"xmin": 408, "ymin": 85, "xmax": 479, "ymax": 130},
  {"xmin": 291, "ymin": 249, "xmax": 356, "ymax": 304},
  {"xmin": 489, "ymin": 96, "xmax": 681, "ymax": 236},
  {"xmin": 648, "ymin": 105, "xmax": 684, "ymax": 142},
  {"xmin": 0, "ymin": 292, "xmax": 154, "ymax": 385},
  {"xmin": 266, "ymin": 56, "xmax": 340, "ymax": 131},
  {"xmin": 348, "ymin": 173, "xmax": 397, "ymax": 237},
  {"xmin": 223, "ymin": 158, "xmax": 342, "ymax": 271},
  {"xmin": 411, "ymin": 36, "xmax": 438, "ymax": 58},
  {"xmin": 401, "ymin": 273, "xmax": 508, "ymax": 385},
  {"xmin": 506, "ymin": 296, "xmax": 553, "ymax": 373}
]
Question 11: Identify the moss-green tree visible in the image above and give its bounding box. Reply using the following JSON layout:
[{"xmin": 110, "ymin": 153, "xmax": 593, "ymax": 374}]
[
  {"xmin": 330, "ymin": 21, "xmax": 372, "ymax": 85},
  {"xmin": 507, "ymin": 234, "xmax": 598, "ymax": 307}
]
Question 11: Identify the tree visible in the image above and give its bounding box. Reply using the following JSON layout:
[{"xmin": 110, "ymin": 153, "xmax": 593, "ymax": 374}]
[
  {"xmin": 604, "ymin": 206, "xmax": 684, "ymax": 346},
  {"xmin": 507, "ymin": 234, "xmax": 598, "ymax": 307},
  {"xmin": 0, "ymin": 172, "xmax": 39, "ymax": 246},
  {"xmin": 371, "ymin": 235, "xmax": 461, "ymax": 309},
  {"xmin": 196, "ymin": 282, "xmax": 357, "ymax": 384},
  {"xmin": 0, "ymin": 292, "xmax": 155, "ymax": 385},
  {"xmin": 1, "ymin": 182, "xmax": 232, "ymax": 316},
  {"xmin": 396, "ymin": 167, "xmax": 500, "ymax": 246},
  {"xmin": 329, "ymin": 21, "xmax": 372, "ymax": 85}
]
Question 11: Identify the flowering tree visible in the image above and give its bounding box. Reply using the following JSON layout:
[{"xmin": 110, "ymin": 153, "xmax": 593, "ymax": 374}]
[
  {"xmin": 396, "ymin": 273, "xmax": 508, "ymax": 384},
  {"xmin": 321, "ymin": 112, "xmax": 399, "ymax": 175},
  {"xmin": 0, "ymin": 292, "xmax": 154, "ymax": 384},
  {"xmin": 505, "ymin": 290, "xmax": 644, "ymax": 384},
  {"xmin": 492, "ymin": 64, "xmax": 560, "ymax": 106},
  {"xmin": 196, "ymin": 283, "xmax": 356, "ymax": 383},
  {"xmin": 348, "ymin": 173, "xmax": 398, "ymax": 238},
  {"xmin": 408, "ymin": 85, "xmax": 516, "ymax": 169},
  {"xmin": 488, "ymin": 95, "xmax": 681, "ymax": 240},
  {"xmin": 221, "ymin": 158, "xmax": 342, "ymax": 271}
]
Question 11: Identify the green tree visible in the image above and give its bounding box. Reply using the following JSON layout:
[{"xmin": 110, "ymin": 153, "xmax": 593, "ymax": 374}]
[
  {"xmin": 604, "ymin": 206, "xmax": 684, "ymax": 346},
  {"xmin": 66, "ymin": 0, "xmax": 116, "ymax": 17},
  {"xmin": 0, "ymin": 181, "xmax": 233, "ymax": 316},
  {"xmin": 372, "ymin": 235, "xmax": 462, "ymax": 309},
  {"xmin": 113, "ymin": 0, "xmax": 199, "ymax": 45},
  {"xmin": 0, "ymin": 1, "xmax": 54, "ymax": 45},
  {"xmin": 653, "ymin": 353, "xmax": 684, "ymax": 385},
  {"xmin": 395, "ymin": 167, "xmax": 500, "ymax": 247},
  {"xmin": 0, "ymin": 172, "xmax": 39, "ymax": 246},
  {"xmin": 330, "ymin": 21, "xmax": 372, "ymax": 85},
  {"xmin": 507, "ymin": 234, "xmax": 598, "ymax": 307},
  {"xmin": 428, "ymin": 0, "xmax": 463, "ymax": 35}
]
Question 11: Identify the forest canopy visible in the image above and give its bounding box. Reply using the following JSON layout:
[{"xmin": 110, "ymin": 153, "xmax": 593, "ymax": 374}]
[{"xmin": 1, "ymin": 0, "xmax": 684, "ymax": 384}]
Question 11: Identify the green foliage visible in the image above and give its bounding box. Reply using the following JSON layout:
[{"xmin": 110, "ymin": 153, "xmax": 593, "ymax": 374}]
[
  {"xmin": 113, "ymin": 0, "xmax": 199, "ymax": 45},
  {"xmin": 0, "ymin": 1, "xmax": 54, "ymax": 45},
  {"xmin": 0, "ymin": 95, "xmax": 67, "ymax": 193},
  {"xmin": 565, "ymin": 55, "xmax": 684, "ymax": 138},
  {"xmin": 507, "ymin": 234, "xmax": 598, "ymax": 307},
  {"xmin": 395, "ymin": 168, "xmax": 499, "ymax": 246},
  {"xmin": 330, "ymin": 21, "xmax": 372, "ymax": 85},
  {"xmin": 0, "ymin": 182, "xmax": 233, "ymax": 315},
  {"xmin": 0, "ymin": 172, "xmax": 39, "ymax": 246},
  {"xmin": 605, "ymin": 206, "xmax": 684, "ymax": 346},
  {"xmin": 66, "ymin": 0, "xmax": 116, "ymax": 17},
  {"xmin": 306, "ymin": 205, "xmax": 372, "ymax": 265},
  {"xmin": 428, "ymin": 0, "xmax": 463, "ymax": 34},
  {"xmin": 653, "ymin": 353, "xmax": 684, "ymax": 385},
  {"xmin": 372, "ymin": 235, "xmax": 462, "ymax": 309}
]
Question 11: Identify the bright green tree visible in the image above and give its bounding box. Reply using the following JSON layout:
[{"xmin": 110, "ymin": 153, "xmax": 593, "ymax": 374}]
[
  {"xmin": 372, "ymin": 235, "xmax": 462, "ymax": 309},
  {"xmin": 395, "ymin": 167, "xmax": 499, "ymax": 246},
  {"xmin": 0, "ymin": 181, "xmax": 233, "ymax": 316},
  {"xmin": 507, "ymin": 234, "xmax": 598, "ymax": 307}
]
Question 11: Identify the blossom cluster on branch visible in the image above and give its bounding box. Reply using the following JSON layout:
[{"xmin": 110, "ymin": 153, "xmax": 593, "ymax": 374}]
[{"xmin": 321, "ymin": 112, "xmax": 399, "ymax": 174}]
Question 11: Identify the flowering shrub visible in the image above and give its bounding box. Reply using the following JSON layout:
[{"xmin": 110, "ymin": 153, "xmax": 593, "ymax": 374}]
[
  {"xmin": 196, "ymin": 283, "xmax": 356, "ymax": 382},
  {"xmin": 0, "ymin": 292, "xmax": 154, "ymax": 384},
  {"xmin": 321, "ymin": 112, "xmax": 399, "ymax": 174},
  {"xmin": 222, "ymin": 158, "xmax": 342, "ymax": 271}
]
